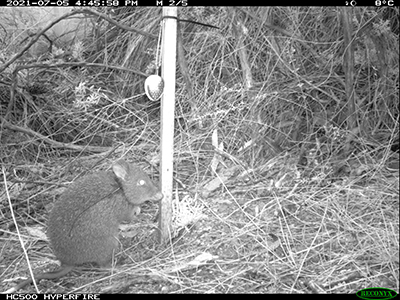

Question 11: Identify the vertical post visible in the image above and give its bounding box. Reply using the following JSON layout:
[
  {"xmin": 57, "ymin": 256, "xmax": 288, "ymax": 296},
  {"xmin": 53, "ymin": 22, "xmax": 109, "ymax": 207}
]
[
  {"xmin": 158, "ymin": 7, "xmax": 177, "ymax": 243},
  {"xmin": 341, "ymin": 7, "xmax": 356, "ymax": 155},
  {"xmin": 342, "ymin": 7, "xmax": 355, "ymax": 131}
]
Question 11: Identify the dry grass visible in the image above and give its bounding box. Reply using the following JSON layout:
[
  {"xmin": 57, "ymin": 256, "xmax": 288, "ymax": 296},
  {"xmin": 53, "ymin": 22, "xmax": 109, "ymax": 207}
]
[{"xmin": 0, "ymin": 7, "xmax": 398, "ymax": 293}]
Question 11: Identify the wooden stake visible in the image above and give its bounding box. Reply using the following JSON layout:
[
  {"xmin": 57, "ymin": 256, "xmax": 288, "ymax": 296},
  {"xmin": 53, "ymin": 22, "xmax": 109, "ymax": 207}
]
[{"xmin": 158, "ymin": 7, "xmax": 177, "ymax": 243}]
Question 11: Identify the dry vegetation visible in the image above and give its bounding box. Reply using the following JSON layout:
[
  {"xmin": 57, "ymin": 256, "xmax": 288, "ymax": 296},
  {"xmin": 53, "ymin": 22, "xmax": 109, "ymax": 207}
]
[{"xmin": 0, "ymin": 7, "xmax": 399, "ymax": 294}]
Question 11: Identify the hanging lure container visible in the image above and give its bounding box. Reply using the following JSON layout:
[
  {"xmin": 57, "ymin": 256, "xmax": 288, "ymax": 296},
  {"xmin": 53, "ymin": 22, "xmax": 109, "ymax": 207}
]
[{"xmin": 144, "ymin": 74, "xmax": 164, "ymax": 101}]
